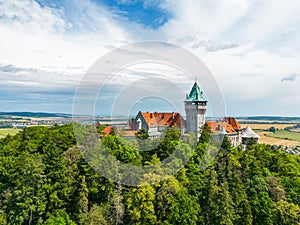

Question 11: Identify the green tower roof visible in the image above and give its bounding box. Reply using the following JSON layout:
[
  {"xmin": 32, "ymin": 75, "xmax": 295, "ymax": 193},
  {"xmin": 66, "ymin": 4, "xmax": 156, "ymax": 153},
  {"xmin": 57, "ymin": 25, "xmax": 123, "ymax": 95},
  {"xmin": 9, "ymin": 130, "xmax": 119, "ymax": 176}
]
[{"xmin": 185, "ymin": 82, "xmax": 207, "ymax": 102}]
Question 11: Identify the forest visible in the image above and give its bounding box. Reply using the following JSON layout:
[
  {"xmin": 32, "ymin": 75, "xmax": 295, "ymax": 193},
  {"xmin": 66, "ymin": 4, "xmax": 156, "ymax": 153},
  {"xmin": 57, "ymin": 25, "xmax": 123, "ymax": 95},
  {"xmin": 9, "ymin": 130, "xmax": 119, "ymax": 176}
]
[{"xmin": 0, "ymin": 123, "xmax": 300, "ymax": 224}]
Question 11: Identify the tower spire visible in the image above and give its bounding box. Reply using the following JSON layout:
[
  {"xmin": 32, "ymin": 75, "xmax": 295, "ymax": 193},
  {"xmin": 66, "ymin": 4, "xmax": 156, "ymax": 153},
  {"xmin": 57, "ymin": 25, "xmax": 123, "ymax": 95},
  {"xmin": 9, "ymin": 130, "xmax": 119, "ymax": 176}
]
[{"xmin": 184, "ymin": 81, "xmax": 207, "ymax": 141}]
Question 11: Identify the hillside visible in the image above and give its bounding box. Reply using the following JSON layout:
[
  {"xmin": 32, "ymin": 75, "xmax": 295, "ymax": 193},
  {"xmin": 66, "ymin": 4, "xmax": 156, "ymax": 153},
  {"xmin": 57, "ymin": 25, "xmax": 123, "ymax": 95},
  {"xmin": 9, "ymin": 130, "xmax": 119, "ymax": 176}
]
[
  {"xmin": 0, "ymin": 112, "xmax": 72, "ymax": 118},
  {"xmin": 237, "ymin": 116, "xmax": 300, "ymax": 123}
]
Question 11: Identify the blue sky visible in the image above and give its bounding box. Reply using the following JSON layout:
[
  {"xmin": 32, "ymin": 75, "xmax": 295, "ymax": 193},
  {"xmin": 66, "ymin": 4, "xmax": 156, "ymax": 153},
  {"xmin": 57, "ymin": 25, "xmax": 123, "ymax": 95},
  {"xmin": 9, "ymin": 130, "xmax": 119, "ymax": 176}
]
[
  {"xmin": 99, "ymin": 0, "xmax": 170, "ymax": 28},
  {"xmin": 0, "ymin": 0, "xmax": 300, "ymax": 116},
  {"xmin": 35, "ymin": 0, "xmax": 170, "ymax": 29}
]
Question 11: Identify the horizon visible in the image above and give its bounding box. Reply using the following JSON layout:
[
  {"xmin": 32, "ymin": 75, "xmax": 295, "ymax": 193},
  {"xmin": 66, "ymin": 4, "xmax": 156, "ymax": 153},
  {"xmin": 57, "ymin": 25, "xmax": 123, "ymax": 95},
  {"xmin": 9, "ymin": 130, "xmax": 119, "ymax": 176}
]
[{"xmin": 1, "ymin": 111, "xmax": 300, "ymax": 119}]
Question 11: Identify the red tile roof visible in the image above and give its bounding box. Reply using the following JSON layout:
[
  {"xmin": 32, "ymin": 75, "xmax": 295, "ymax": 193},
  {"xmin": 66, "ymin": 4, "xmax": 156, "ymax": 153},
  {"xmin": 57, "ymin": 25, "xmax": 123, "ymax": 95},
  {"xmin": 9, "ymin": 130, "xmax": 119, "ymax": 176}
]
[
  {"xmin": 206, "ymin": 121, "xmax": 237, "ymax": 135},
  {"xmin": 99, "ymin": 125, "xmax": 113, "ymax": 137},
  {"xmin": 141, "ymin": 112, "xmax": 186, "ymax": 128},
  {"xmin": 224, "ymin": 117, "xmax": 241, "ymax": 131},
  {"xmin": 104, "ymin": 126, "xmax": 113, "ymax": 134}
]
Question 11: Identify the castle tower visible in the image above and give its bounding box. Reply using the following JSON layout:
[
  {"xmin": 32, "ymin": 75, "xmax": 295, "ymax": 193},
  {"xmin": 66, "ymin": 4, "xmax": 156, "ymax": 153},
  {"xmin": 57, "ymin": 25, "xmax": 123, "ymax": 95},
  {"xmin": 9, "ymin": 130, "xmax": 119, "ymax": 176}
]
[{"xmin": 184, "ymin": 82, "xmax": 207, "ymax": 139}]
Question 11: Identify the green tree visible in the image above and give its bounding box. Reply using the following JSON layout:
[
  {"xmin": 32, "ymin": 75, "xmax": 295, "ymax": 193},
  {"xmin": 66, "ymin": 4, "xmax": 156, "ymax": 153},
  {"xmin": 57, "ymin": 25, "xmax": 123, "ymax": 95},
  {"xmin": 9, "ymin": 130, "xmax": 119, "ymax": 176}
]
[
  {"xmin": 125, "ymin": 184, "xmax": 157, "ymax": 225},
  {"xmin": 102, "ymin": 135, "xmax": 141, "ymax": 164},
  {"xmin": 168, "ymin": 188, "xmax": 202, "ymax": 225},
  {"xmin": 5, "ymin": 153, "xmax": 46, "ymax": 225},
  {"xmin": 198, "ymin": 123, "xmax": 211, "ymax": 144},
  {"xmin": 155, "ymin": 177, "xmax": 180, "ymax": 223},
  {"xmin": 235, "ymin": 195, "xmax": 253, "ymax": 225},
  {"xmin": 78, "ymin": 176, "xmax": 89, "ymax": 216},
  {"xmin": 44, "ymin": 210, "xmax": 76, "ymax": 225},
  {"xmin": 268, "ymin": 127, "xmax": 276, "ymax": 133},
  {"xmin": 251, "ymin": 192, "xmax": 274, "ymax": 225},
  {"xmin": 80, "ymin": 204, "xmax": 110, "ymax": 225},
  {"xmin": 135, "ymin": 128, "xmax": 149, "ymax": 140},
  {"xmin": 221, "ymin": 135, "xmax": 232, "ymax": 150},
  {"xmin": 149, "ymin": 127, "xmax": 180, "ymax": 161},
  {"xmin": 274, "ymin": 200, "xmax": 300, "ymax": 225}
]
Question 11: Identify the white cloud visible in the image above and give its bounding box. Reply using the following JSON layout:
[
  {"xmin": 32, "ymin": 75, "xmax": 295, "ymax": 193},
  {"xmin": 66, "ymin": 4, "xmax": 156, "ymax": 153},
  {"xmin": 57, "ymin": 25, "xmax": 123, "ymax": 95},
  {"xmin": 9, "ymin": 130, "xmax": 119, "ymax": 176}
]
[
  {"xmin": 281, "ymin": 74, "xmax": 300, "ymax": 82},
  {"xmin": 0, "ymin": 0, "xmax": 134, "ymax": 70},
  {"xmin": 151, "ymin": 0, "xmax": 246, "ymax": 46},
  {"xmin": 0, "ymin": 0, "xmax": 67, "ymax": 34},
  {"xmin": 158, "ymin": 0, "xmax": 300, "ymax": 55},
  {"xmin": 150, "ymin": 0, "xmax": 300, "ymax": 115},
  {"xmin": 0, "ymin": 0, "xmax": 300, "ymax": 115}
]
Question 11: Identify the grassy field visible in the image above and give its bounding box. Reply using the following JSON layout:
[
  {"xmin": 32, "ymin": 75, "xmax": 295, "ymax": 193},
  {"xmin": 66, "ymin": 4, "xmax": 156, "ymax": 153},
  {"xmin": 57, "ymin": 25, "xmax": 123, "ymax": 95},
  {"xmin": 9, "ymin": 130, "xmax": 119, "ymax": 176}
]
[
  {"xmin": 0, "ymin": 128, "xmax": 21, "ymax": 138},
  {"xmin": 266, "ymin": 130, "xmax": 300, "ymax": 142},
  {"xmin": 257, "ymin": 132, "xmax": 300, "ymax": 147},
  {"xmin": 241, "ymin": 123, "xmax": 296, "ymax": 130}
]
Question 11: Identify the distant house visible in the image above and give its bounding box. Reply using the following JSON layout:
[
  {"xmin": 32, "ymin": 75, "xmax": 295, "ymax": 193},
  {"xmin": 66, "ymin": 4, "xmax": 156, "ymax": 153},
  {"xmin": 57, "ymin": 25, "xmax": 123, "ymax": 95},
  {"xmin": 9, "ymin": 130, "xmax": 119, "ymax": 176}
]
[{"xmin": 12, "ymin": 123, "xmax": 26, "ymax": 129}]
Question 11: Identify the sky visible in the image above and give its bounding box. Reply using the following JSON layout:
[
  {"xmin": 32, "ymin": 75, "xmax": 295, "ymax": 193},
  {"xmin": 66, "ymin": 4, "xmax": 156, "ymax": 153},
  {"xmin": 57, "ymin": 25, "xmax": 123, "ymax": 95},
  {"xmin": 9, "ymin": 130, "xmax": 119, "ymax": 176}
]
[{"xmin": 0, "ymin": 0, "xmax": 300, "ymax": 116}]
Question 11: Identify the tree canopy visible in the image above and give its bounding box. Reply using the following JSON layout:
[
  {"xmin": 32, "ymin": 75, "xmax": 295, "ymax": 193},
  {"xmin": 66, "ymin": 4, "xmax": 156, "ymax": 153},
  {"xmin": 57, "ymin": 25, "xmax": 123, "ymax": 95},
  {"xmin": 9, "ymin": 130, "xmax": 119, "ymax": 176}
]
[{"xmin": 0, "ymin": 124, "xmax": 300, "ymax": 224}]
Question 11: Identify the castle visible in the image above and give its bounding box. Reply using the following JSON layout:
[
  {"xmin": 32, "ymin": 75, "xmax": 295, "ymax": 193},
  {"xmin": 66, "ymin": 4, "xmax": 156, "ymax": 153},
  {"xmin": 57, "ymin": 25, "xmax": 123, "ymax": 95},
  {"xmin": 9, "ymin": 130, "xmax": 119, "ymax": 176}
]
[{"xmin": 119, "ymin": 82, "xmax": 259, "ymax": 146}]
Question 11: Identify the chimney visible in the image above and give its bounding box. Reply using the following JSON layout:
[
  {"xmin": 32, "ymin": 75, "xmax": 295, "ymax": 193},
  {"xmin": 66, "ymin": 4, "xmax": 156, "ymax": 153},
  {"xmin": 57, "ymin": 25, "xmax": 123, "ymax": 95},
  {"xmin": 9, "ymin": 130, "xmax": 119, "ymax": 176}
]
[
  {"xmin": 186, "ymin": 93, "xmax": 188, "ymax": 98},
  {"xmin": 162, "ymin": 113, "xmax": 164, "ymax": 119},
  {"xmin": 172, "ymin": 112, "xmax": 174, "ymax": 120}
]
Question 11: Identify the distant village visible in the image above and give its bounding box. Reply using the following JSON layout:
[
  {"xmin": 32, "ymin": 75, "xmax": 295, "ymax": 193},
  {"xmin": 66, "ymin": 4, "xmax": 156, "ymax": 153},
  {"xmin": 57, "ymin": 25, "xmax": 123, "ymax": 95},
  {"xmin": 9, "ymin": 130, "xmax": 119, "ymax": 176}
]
[{"xmin": 0, "ymin": 119, "xmax": 73, "ymax": 129}]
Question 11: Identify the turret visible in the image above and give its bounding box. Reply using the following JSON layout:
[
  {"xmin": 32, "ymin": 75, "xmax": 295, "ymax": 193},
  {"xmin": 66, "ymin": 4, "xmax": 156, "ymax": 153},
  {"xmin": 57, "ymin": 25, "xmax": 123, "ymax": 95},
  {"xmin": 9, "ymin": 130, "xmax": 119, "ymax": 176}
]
[{"xmin": 184, "ymin": 82, "xmax": 207, "ymax": 140}]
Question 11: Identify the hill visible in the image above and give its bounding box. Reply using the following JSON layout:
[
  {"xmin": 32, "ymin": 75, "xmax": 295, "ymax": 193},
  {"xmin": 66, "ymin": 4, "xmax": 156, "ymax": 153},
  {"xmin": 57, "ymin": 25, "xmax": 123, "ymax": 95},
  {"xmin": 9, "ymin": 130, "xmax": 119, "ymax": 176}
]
[
  {"xmin": 0, "ymin": 111, "xmax": 72, "ymax": 119},
  {"xmin": 237, "ymin": 116, "xmax": 300, "ymax": 123}
]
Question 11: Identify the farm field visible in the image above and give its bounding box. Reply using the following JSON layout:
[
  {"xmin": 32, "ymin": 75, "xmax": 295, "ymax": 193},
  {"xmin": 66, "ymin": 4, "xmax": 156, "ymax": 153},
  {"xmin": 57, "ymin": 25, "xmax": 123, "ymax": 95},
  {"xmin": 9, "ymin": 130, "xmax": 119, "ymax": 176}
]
[
  {"xmin": 0, "ymin": 128, "xmax": 21, "ymax": 138},
  {"xmin": 240, "ymin": 123, "xmax": 296, "ymax": 130},
  {"xmin": 266, "ymin": 129, "xmax": 300, "ymax": 142},
  {"xmin": 257, "ymin": 132, "xmax": 300, "ymax": 147}
]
